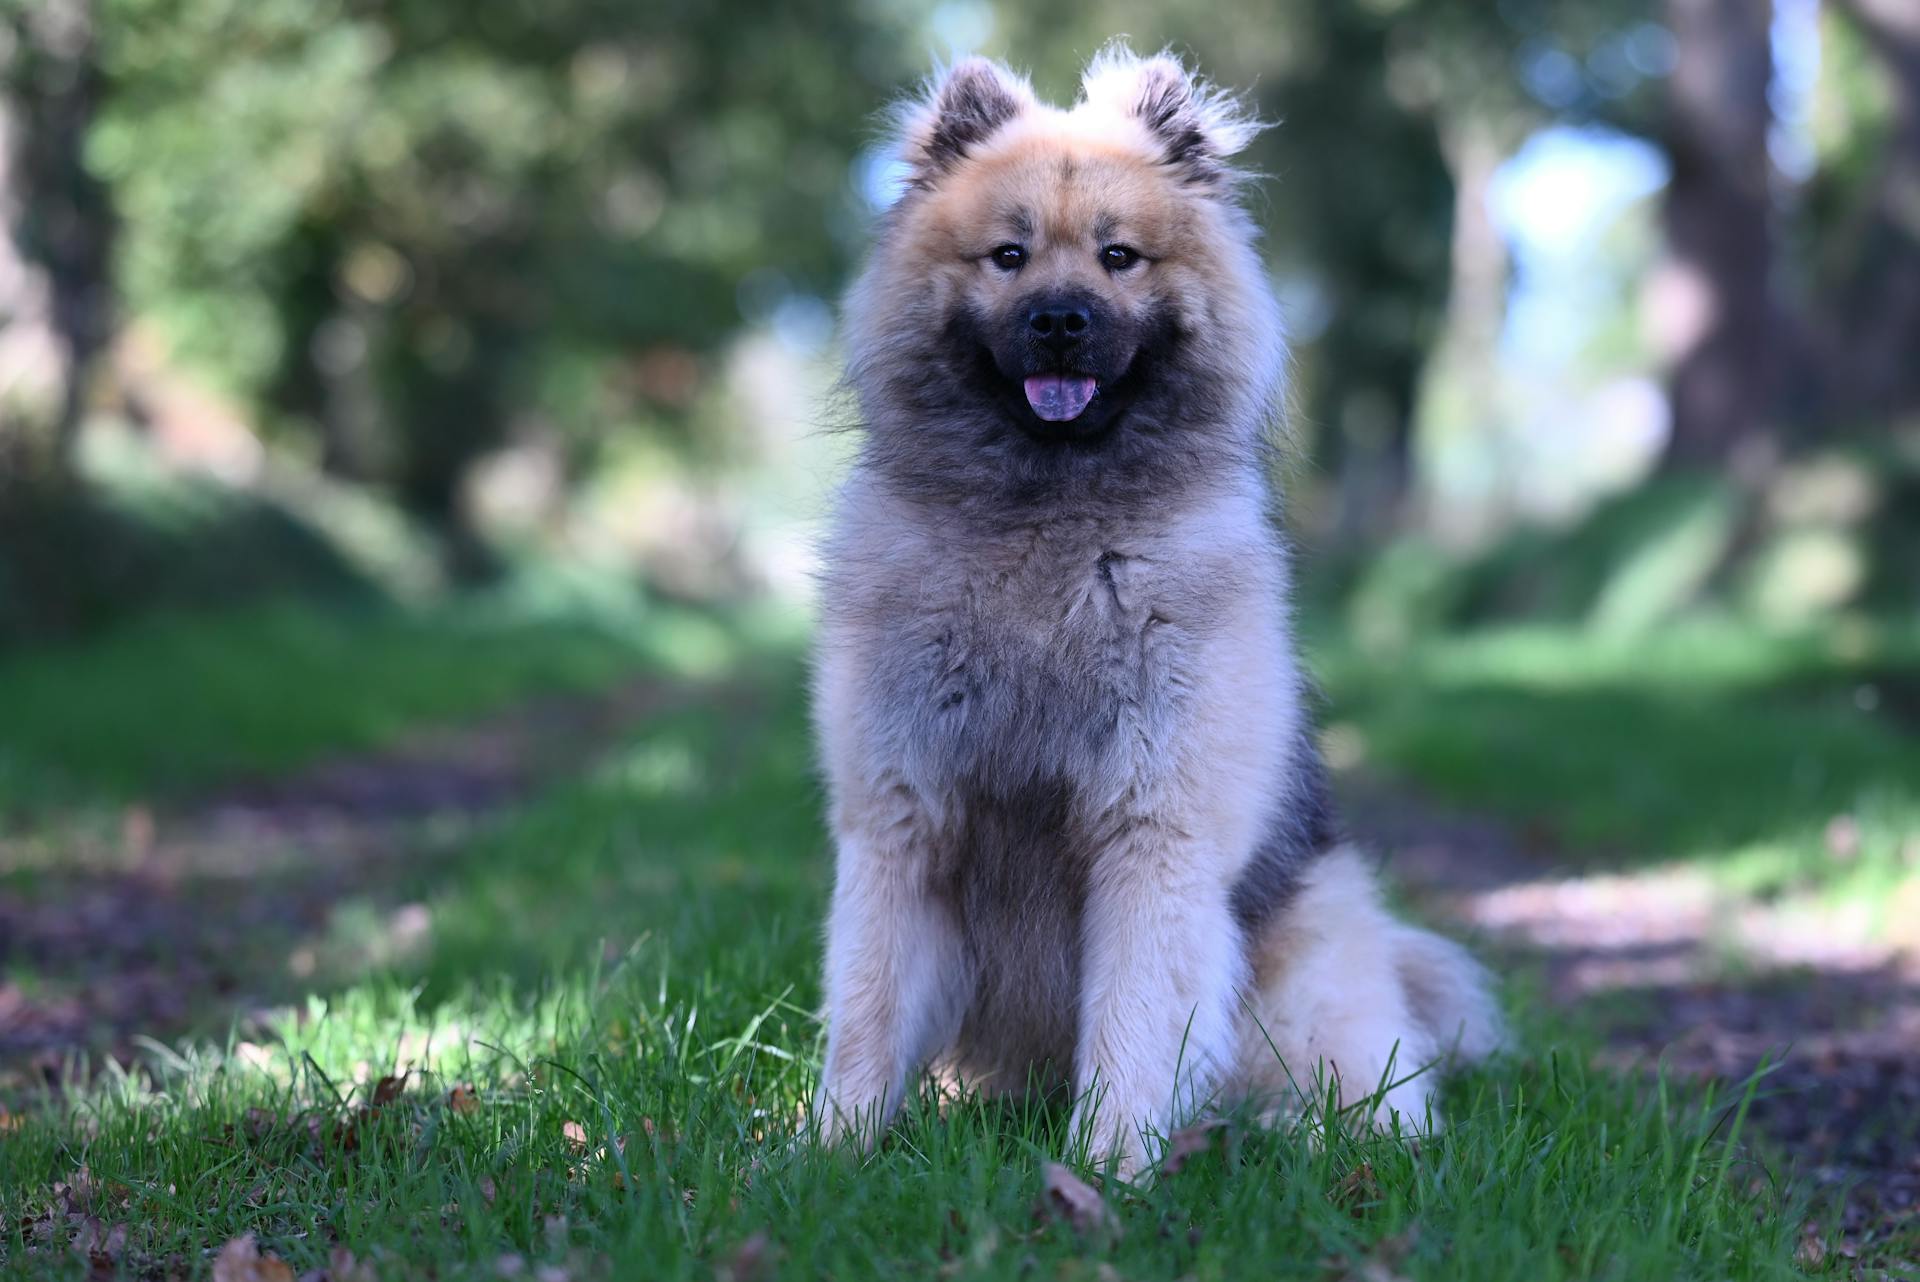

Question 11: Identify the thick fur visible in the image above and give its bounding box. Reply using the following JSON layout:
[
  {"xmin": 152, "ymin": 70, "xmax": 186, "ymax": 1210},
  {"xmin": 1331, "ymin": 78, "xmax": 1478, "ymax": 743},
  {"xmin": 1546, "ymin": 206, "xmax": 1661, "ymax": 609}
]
[{"xmin": 812, "ymin": 46, "xmax": 1501, "ymax": 1175}]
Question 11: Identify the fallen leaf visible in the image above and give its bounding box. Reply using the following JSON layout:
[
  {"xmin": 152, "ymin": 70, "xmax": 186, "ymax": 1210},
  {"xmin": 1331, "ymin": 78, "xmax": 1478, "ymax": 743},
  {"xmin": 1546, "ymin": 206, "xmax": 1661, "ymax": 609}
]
[
  {"xmin": 212, "ymin": 1234, "xmax": 295, "ymax": 1282},
  {"xmin": 71, "ymin": 1218, "xmax": 126, "ymax": 1281},
  {"xmin": 1330, "ymin": 1162, "xmax": 1380, "ymax": 1214},
  {"xmin": 326, "ymin": 1247, "xmax": 379, "ymax": 1282},
  {"xmin": 561, "ymin": 1121, "xmax": 589, "ymax": 1151},
  {"xmin": 121, "ymin": 804, "xmax": 155, "ymax": 856},
  {"xmin": 1330, "ymin": 1225, "xmax": 1419, "ymax": 1282},
  {"xmin": 1796, "ymin": 1226, "xmax": 1827, "ymax": 1269},
  {"xmin": 1036, "ymin": 1163, "xmax": 1120, "ymax": 1238},
  {"xmin": 243, "ymin": 1108, "xmax": 282, "ymax": 1141},
  {"xmin": 371, "ymin": 1074, "xmax": 407, "ymax": 1107},
  {"xmin": 479, "ymin": 1176, "xmax": 498, "ymax": 1205},
  {"xmin": 716, "ymin": 1231, "xmax": 774, "ymax": 1282},
  {"xmin": 1161, "ymin": 1119, "xmax": 1227, "ymax": 1176},
  {"xmin": 448, "ymin": 1084, "xmax": 481, "ymax": 1116}
]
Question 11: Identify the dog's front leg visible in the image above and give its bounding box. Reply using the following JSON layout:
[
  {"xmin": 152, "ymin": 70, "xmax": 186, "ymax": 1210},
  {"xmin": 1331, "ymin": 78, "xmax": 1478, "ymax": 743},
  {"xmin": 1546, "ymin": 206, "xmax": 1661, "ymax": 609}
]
[
  {"xmin": 813, "ymin": 815, "xmax": 967, "ymax": 1150},
  {"xmin": 1071, "ymin": 820, "xmax": 1245, "ymax": 1178}
]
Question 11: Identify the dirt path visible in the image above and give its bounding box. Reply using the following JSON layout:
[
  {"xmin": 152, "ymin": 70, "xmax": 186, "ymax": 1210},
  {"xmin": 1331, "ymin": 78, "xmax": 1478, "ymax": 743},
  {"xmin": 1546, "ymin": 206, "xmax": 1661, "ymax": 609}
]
[
  {"xmin": 1343, "ymin": 775, "xmax": 1920, "ymax": 1259},
  {"xmin": 0, "ymin": 676, "xmax": 678, "ymax": 1078}
]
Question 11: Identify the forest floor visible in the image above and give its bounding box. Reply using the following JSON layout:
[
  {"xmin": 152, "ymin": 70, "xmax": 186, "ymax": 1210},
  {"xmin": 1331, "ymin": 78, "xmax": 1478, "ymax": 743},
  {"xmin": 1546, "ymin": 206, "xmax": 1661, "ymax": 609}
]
[{"xmin": 1, "ymin": 602, "xmax": 1914, "ymax": 1278}]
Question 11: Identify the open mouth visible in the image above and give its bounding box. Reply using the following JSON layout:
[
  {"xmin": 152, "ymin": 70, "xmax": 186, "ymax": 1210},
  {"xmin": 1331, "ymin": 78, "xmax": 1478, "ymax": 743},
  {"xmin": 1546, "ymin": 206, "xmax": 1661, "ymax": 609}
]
[{"xmin": 1022, "ymin": 374, "xmax": 1099, "ymax": 422}]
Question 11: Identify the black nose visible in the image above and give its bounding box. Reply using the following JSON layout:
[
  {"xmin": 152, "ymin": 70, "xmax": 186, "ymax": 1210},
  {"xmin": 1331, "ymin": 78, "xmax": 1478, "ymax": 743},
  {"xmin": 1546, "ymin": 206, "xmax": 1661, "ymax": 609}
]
[{"xmin": 1028, "ymin": 302, "xmax": 1090, "ymax": 350}]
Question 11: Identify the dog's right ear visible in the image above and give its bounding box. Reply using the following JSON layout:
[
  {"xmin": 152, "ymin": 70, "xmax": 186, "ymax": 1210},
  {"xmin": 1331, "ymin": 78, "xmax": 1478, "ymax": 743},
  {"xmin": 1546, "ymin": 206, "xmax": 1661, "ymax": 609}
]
[{"xmin": 897, "ymin": 57, "xmax": 1033, "ymax": 187}]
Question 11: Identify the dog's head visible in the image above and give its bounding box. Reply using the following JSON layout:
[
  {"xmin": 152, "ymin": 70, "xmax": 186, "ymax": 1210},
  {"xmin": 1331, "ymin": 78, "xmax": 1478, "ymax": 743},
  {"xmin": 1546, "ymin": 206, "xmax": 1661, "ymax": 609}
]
[{"xmin": 846, "ymin": 46, "xmax": 1284, "ymax": 507}]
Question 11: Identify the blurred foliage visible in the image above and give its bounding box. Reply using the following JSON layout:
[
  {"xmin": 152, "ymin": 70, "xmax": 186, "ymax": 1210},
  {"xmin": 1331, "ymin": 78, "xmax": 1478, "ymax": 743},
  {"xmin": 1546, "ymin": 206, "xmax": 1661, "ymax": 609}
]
[
  {"xmin": 2, "ymin": 0, "xmax": 1916, "ymax": 642},
  {"xmin": 1332, "ymin": 440, "xmax": 1920, "ymax": 644},
  {"xmin": 58, "ymin": 0, "xmax": 934, "ymax": 543},
  {"xmin": 0, "ymin": 419, "xmax": 435, "ymax": 641},
  {"xmin": 0, "ymin": 568, "xmax": 764, "ymax": 817}
]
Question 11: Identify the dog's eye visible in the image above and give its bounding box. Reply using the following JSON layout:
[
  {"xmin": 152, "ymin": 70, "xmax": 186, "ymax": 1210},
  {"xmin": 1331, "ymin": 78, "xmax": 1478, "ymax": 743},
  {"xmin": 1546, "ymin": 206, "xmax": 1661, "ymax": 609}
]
[
  {"xmin": 1100, "ymin": 244, "xmax": 1142, "ymax": 271},
  {"xmin": 989, "ymin": 244, "xmax": 1027, "ymax": 271}
]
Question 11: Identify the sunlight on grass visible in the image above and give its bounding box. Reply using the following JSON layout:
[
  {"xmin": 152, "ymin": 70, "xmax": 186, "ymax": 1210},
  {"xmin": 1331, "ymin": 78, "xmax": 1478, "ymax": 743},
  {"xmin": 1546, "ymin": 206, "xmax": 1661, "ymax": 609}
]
[
  {"xmin": 1315, "ymin": 614, "xmax": 1920, "ymax": 922},
  {"xmin": 2, "ymin": 932, "xmax": 1814, "ymax": 1281}
]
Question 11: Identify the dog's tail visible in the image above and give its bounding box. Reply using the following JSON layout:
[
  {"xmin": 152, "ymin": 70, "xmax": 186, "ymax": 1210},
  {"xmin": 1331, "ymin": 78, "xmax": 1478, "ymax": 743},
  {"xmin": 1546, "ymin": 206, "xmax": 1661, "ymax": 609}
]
[
  {"xmin": 1391, "ymin": 909, "xmax": 1506, "ymax": 1066},
  {"xmin": 1238, "ymin": 846, "xmax": 1504, "ymax": 1125}
]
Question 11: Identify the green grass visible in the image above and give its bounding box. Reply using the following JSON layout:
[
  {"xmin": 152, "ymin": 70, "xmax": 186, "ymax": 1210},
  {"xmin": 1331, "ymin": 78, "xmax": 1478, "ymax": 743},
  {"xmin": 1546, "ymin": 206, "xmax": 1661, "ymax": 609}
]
[
  {"xmin": 0, "ymin": 577, "xmax": 755, "ymax": 821},
  {"xmin": 0, "ymin": 606, "xmax": 1841, "ymax": 1280},
  {"xmin": 1315, "ymin": 615, "xmax": 1920, "ymax": 918}
]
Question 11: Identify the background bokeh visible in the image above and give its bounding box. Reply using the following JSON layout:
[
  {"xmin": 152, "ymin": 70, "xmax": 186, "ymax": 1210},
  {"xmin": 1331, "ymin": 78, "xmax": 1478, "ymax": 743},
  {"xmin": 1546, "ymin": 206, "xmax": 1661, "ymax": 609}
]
[{"xmin": 2, "ymin": 0, "xmax": 1917, "ymax": 638}]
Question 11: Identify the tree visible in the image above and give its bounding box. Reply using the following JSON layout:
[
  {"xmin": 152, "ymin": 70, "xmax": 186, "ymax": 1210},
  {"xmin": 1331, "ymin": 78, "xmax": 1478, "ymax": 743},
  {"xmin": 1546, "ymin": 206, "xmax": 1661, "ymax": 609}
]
[
  {"xmin": 85, "ymin": 0, "xmax": 932, "ymax": 570},
  {"xmin": 1801, "ymin": 0, "xmax": 1920, "ymax": 424},
  {"xmin": 1656, "ymin": 0, "xmax": 1776, "ymax": 468},
  {"xmin": 0, "ymin": 0, "xmax": 115, "ymax": 470}
]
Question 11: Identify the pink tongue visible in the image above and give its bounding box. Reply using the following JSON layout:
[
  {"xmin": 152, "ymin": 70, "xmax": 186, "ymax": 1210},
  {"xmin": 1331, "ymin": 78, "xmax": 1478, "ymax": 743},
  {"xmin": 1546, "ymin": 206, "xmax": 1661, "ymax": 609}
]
[{"xmin": 1023, "ymin": 374, "xmax": 1098, "ymax": 422}]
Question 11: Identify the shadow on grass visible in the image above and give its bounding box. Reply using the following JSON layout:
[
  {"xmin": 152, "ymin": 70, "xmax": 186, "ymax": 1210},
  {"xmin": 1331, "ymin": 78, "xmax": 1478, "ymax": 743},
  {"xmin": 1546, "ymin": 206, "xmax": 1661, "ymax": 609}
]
[{"xmin": 0, "ymin": 594, "xmax": 799, "ymax": 1072}]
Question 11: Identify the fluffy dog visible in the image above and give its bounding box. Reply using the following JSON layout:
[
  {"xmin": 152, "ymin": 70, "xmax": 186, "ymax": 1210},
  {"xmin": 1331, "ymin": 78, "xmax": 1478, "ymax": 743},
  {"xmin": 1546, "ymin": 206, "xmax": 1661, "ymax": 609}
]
[{"xmin": 811, "ymin": 46, "xmax": 1502, "ymax": 1176}]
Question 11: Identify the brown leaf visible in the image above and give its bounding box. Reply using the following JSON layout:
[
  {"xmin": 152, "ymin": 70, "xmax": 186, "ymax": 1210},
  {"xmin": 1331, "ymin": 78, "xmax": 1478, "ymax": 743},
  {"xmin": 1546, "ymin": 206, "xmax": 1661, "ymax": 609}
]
[
  {"xmin": 1795, "ymin": 1226, "xmax": 1827, "ymax": 1269},
  {"xmin": 121, "ymin": 804, "xmax": 156, "ymax": 857},
  {"xmin": 561, "ymin": 1121, "xmax": 589, "ymax": 1152},
  {"xmin": 1036, "ymin": 1163, "xmax": 1120, "ymax": 1238},
  {"xmin": 71, "ymin": 1218, "xmax": 126, "ymax": 1281},
  {"xmin": 1825, "ymin": 814, "xmax": 1862, "ymax": 860},
  {"xmin": 243, "ymin": 1108, "xmax": 281, "ymax": 1141},
  {"xmin": 212, "ymin": 1234, "xmax": 296, "ymax": 1282},
  {"xmin": 716, "ymin": 1231, "xmax": 774, "ymax": 1282},
  {"xmin": 56, "ymin": 1165, "xmax": 95, "ymax": 1213},
  {"xmin": 1160, "ymin": 1119, "xmax": 1227, "ymax": 1176},
  {"xmin": 327, "ymin": 1247, "xmax": 379, "ymax": 1282},
  {"xmin": 371, "ymin": 1074, "xmax": 408, "ymax": 1107},
  {"xmin": 334, "ymin": 1115, "xmax": 361, "ymax": 1153},
  {"xmin": 1330, "ymin": 1162, "xmax": 1381, "ymax": 1215},
  {"xmin": 448, "ymin": 1084, "xmax": 481, "ymax": 1116},
  {"xmin": 1330, "ymin": 1225, "xmax": 1419, "ymax": 1282}
]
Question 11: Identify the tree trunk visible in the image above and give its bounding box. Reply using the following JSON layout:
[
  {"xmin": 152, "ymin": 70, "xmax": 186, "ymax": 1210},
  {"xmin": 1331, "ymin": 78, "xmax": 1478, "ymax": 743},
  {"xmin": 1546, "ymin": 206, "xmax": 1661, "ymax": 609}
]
[
  {"xmin": 1657, "ymin": 0, "xmax": 1777, "ymax": 468},
  {"xmin": 2, "ymin": 0, "xmax": 116, "ymax": 468},
  {"xmin": 1819, "ymin": 0, "xmax": 1920, "ymax": 420}
]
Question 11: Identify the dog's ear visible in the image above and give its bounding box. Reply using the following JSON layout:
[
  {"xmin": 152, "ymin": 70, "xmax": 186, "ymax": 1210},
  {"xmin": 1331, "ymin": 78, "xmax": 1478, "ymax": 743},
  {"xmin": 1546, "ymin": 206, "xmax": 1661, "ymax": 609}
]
[
  {"xmin": 897, "ymin": 57, "xmax": 1034, "ymax": 186},
  {"xmin": 1080, "ymin": 45, "xmax": 1262, "ymax": 189}
]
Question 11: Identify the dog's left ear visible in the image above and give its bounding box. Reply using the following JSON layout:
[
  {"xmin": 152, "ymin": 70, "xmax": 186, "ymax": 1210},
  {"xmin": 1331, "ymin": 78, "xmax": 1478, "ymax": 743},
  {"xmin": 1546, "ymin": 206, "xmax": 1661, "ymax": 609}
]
[{"xmin": 1080, "ymin": 46, "xmax": 1261, "ymax": 189}]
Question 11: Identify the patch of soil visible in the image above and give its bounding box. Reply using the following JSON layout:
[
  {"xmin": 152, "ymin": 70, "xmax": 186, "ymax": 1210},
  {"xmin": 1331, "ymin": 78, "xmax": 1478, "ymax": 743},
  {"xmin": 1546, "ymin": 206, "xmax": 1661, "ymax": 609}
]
[
  {"xmin": 1343, "ymin": 773, "xmax": 1920, "ymax": 1258},
  {"xmin": 0, "ymin": 677, "xmax": 677, "ymax": 1075}
]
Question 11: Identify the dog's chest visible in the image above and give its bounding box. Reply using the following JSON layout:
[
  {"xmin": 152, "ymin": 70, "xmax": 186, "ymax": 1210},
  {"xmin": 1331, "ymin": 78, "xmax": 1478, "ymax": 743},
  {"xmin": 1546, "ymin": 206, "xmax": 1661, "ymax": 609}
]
[{"xmin": 875, "ymin": 533, "xmax": 1188, "ymax": 803}]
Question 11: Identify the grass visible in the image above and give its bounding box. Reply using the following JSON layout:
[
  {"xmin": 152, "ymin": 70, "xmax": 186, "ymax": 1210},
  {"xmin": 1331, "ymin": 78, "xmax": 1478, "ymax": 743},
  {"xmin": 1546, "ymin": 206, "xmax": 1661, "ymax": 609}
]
[
  {"xmin": 0, "ymin": 575, "xmax": 755, "ymax": 822},
  {"xmin": 1314, "ymin": 614, "xmax": 1920, "ymax": 921},
  {"xmin": 0, "ymin": 599, "xmax": 1845, "ymax": 1280},
  {"xmin": 0, "ymin": 971, "xmax": 1809, "ymax": 1280}
]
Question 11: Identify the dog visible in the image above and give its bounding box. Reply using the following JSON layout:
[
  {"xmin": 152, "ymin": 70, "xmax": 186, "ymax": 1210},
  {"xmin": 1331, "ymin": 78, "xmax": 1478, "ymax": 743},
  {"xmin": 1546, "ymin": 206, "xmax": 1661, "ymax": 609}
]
[{"xmin": 810, "ymin": 45, "xmax": 1502, "ymax": 1177}]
